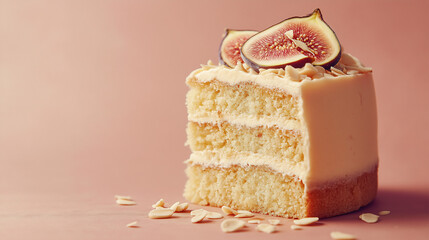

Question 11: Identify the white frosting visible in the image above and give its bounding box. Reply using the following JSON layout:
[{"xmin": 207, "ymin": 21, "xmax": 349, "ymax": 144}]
[{"xmin": 186, "ymin": 53, "xmax": 378, "ymax": 190}]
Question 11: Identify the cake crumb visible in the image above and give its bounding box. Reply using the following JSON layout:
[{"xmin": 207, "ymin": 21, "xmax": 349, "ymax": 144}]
[
  {"xmin": 148, "ymin": 208, "xmax": 174, "ymax": 219},
  {"xmin": 268, "ymin": 219, "xmax": 280, "ymax": 225},
  {"xmin": 330, "ymin": 231, "xmax": 356, "ymax": 240},
  {"xmin": 221, "ymin": 206, "xmax": 238, "ymax": 215},
  {"xmin": 379, "ymin": 210, "xmax": 391, "ymax": 216},
  {"xmin": 256, "ymin": 223, "xmax": 276, "ymax": 233},
  {"xmin": 151, "ymin": 199, "xmax": 165, "ymax": 208},
  {"xmin": 359, "ymin": 213, "xmax": 379, "ymax": 223},
  {"xmin": 293, "ymin": 217, "xmax": 319, "ymax": 225},
  {"xmin": 126, "ymin": 221, "xmax": 139, "ymax": 228},
  {"xmin": 221, "ymin": 219, "xmax": 246, "ymax": 233},
  {"xmin": 290, "ymin": 225, "xmax": 303, "ymax": 230}
]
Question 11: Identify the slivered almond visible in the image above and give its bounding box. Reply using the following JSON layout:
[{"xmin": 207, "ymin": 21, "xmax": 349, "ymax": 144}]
[
  {"xmin": 148, "ymin": 208, "xmax": 174, "ymax": 219},
  {"xmin": 191, "ymin": 211, "xmax": 207, "ymax": 223},
  {"xmin": 116, "ymin": 199, "xmax": 137, "ymax": 206},
  {"xmin": 290, "ymin": 225, "xmax": 303, "ymax": 230},
  {"xmin": 379, "ymin": 210, "xmax": 391, "ymax": 216},
  {"xmin": 293, "ymin": 217, "xmax": 319, "ymax": 225},
  {"xmin": 191, "ymin": 209, "xmax": 207, "ymax": 216},
  {"xmin": 221, "ymin": 219, "xmax": 246, "ymax": 233},
  {"xmin": 221, "ymin": 206, "xmax": 238, "ymax": 215},
  {"xmin": 126, "ymin": 221, "xmax": 139, "ymax": 228},
  {"xmin": 235, "ymin": 212, "xmax": 254, "ymax": 218},
  {"xmin": 176, "ymin": 203, "xmax": 189, "ymax": 212},
  {"xmin": 115, "ymin": 195, "xmax": 133, "ymax": 200},
  {"xmin": 268, "ymin": 219, "xmax": 280, "ymax": 225},
  {"xmin": 206, "ymin": 212, "xmax": 223, "ymax": 219},
  {"xmin": 169, "ymin": 202, "xmax": 180, "ymax": 212},
  {"xmin": 330, "ymin": 231, "xmax": 356, "ymax": 240},
  {"xmin": 256, "ymin": 223, "xmax": 276, "ymax": 233},
  {"xmin": 359, "ymin": 213, "xmax": 379, "ymax": 223},
  {"xmin": 248, "ymin": 219, "xmax": 261, "ymax": 224},
  {"xmin": 151, "ymin": 199, "xmax": 165, "ymax": 208}
]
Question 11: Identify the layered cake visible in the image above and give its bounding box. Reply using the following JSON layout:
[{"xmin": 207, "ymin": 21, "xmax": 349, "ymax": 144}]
[{"xmin": 184, "ymin": 9, "xmax": 378, "ymax": 218}]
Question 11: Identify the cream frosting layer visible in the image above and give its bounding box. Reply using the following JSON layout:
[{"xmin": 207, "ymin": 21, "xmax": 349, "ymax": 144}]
[
  {"xmin": 186, "ymin": 150, "xmax": 306, "ymax": 181},
  {"xmin": 186, "ymin": 53, "xmax": 378, "ymax": 190}
]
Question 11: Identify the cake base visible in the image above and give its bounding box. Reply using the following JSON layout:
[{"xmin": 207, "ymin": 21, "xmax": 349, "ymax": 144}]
[{"xmin": 184, "ymin": 164, "xmax": 377, "ymax": 218}]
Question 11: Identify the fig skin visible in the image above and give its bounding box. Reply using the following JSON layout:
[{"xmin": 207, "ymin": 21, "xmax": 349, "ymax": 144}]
[
  {"xmin": 241, "ymin": 9, "xmax": 342, "ymax": 71},
  {"xmin": 219, "ymin": 29, "xmax": 258, "ymax": 68}
]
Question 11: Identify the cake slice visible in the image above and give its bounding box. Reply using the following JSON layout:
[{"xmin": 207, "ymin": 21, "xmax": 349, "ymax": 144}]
[{"xmin": 184, "ymin": 10, "xmax": 378, "ymax": 218}]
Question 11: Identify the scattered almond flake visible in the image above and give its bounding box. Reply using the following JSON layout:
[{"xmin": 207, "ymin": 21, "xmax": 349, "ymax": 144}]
[
  {"xmin": 148, "ymin": 208, "xmax": 175, "ymax": 219},
  {"xmin": 379, "ymin": 210, "xmax": 391, "ymax": 216},
  {"xmin": 220, "ymin": 219, "xmax": 246, "ymax": 233},
  {"xmin": 116, "ymin": 199, "xmax": 137, "ymax": 206},
  {"xmin": 237, "ymin": 210, "xmax": 252, "ymax": 214},
  {"xmin": 359, "ymin": 213, "xmax": 379, "ymax": 223},
  {"xmin": 126, "ymin": 221, "xmax": 139, "ymax": 228},
  {"xmin": 221, "ymin": 206, "xmax": 238, "ymax": 215},
  {"xmin": 156, "ymin": 206, "xmax": 167, "ymax": 210},
  {"xmin": 330, "ymin": 67, "xmax": 346, "ymax": 76},
  {"xmin": 200, "ymin": 199, "xmax": 208, "ymax": 206},
  {"xmin": 248, "ymin": 219, "xmax": 261, "ymax": 224},
  {"xmin": 330, "ymin": 231, "xmax": 356, "ymax": 240},
  {"xmin": 151, "ymin": 198, "xmax": 165, "ymax": 208},
  {"xmin": 207, "ymin": 60, "xmax": 215, "ymax": 66},
  {"xmin": 114, "ymin": 195, "xmax": 133, "ymax": 200},
  {"xmin": 268, "ymin": 219, "xmax": 280, "ymax": 225},
  {"xmin": 235, "ymin": 212, "xmax": 254, "ymax": 218},
  {"xmin": 176, "ymin": 203, "xmax": 189, "ymax": 212},
  {"xmin": 169, "ymin": 202, "xmax": 180, "ymax": 212},
  {"xmin": 290, "ymin": 225, "xmax": 303, "ymax": 230},
  {"xmin": 206, "ymin": 212, "xmax": 223, "ymax": 219},
  {"xmin": 191, "ymin": 211, "xmax": 207, "ymax": 223},
  {"xmin": 256, "ymin": 223, "xmax": 276, "ymax": 233},
  {"xmin": 191, "ymin": 209, "xmax": 207, "ymax": 216},
  {"xmin": 293, "ymin": 217, "xmax": 319, "ymax": 226}
]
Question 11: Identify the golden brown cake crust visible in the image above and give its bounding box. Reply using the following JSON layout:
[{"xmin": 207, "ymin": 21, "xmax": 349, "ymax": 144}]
[{"xmin": 306, "ymin": 166, "xmax": 378, "ymax": 218}]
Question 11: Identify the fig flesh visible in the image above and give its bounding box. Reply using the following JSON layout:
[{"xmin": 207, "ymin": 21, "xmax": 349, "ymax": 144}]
[
  {"xmin": 219, "ymin": 29, "xmax": 257, "ymax": 68},
  {"xmin": 241, "ymin": 9, "xmax": 342, "ymax": 71}
]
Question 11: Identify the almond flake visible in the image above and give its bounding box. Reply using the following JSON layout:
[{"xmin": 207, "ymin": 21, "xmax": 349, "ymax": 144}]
[
  {"xmin": 169, "ymin": 202, "xmax": 180, "ymax": 212},
  {"xmin": 151, "ymin": 199, "xmax": 165, "ymax": 208},
  {"xmin": 220, "ymin": 219, "xmax": 246, "ymax": 233},
  {"xmin": 156, "ymin": 206, "xmax": 166, "ymax": 210},
  {"xmin": 379, "ymin": 210, "xmax": 391, "ymax": 216},
  {"xmin": 268, "ymin": 219, "xmax": 280, "ymax": 225},
  {"xmin": 221, "ymin": 206, "xmax": 238, "ymax": 215},
  {"xmin": 235, "ymin": 212, "xmax": 254, "ymax": 218},
  {"xmin": 191, "ymin": 209, "xmax": 207, "ymax": 216},
  {"xmin": 191, "ymin": 211, "xmax": 207, "ymax": 223},
  {"xmin": 176, "ymin": 202, "xmax": 189, "ymax": 212},
  {"xmin": 330, "ymin": 231, "xmax": 356, "ymax": 240},
  {"xmin": 148, "ymin": 208, "xmax": 174, "ymax": 219},
  {"xmin": 256, "ymin": 223, "xmax": 276, "ymax": 233},
  {"xmin": 359, "ymin": 213, "xmax": 379, "ymax": 223},
  {"xmin": 293, "ymin": 217, "xmax": 319, "ymax": 226},
  {"xmin": 248, "ymin": 219, "xmax": 261, "ymax": 224},
  {"xmin": 126, "ymin": 221, "xmax": 139, "ymax": 228},
  {"xmin": 115, "ymin": 195, "xmax": 133, "ymax": 201},
  {"xmin": 290, "ymin": 225, "xmax": 303, "ymax": 230},
  {"xmin": 116, "ymin": 199, "xmax": 137, "ymax": 206},
  {"xmin": 206, "ymin": 212, "xmax": 223, "ymax": 219}
]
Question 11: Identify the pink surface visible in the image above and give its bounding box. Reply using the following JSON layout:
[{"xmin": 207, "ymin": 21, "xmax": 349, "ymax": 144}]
[{"xmin": 1, "ymin": 0, "xmax": 428, "ymax": 239}]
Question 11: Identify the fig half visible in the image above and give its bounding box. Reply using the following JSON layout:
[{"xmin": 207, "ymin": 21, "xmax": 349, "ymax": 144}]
[
  {"xmin": 241, "ymin": 9, "xmax": 342, "ymax": 71},
  {"xmin": 219, "ymin": 29, "xmax": 258, "ymax": 68}
]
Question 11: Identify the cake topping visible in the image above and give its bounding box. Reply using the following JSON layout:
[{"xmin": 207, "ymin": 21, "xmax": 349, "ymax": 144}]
[
  {"xmin": 293, "ymin": 217, "xmax": 319, "ymax": 225},
  {"xmin": 220, "ymin": 219, "xmax": 246, "ymax": 233},
  {"xmin": 256, "ymin": 223, "xmax": 276, "ymax": 233},
  {"xmin": 359, "ymin": 213, "xmax": 379, "ymax": 223},
  {"xmin": 241, "ymin": 9, "xmax": 341, "ymax": 71},
  {"xmin": 219, "ymin": 30, "xmax": 257, "ymax": 68}
]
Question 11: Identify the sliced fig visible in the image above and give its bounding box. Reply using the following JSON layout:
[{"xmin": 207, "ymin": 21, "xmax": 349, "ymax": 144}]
[
  {"xmin": 241, "ymin": 9, "xmax": 342, "ymax": 71},
  {"xmin": 219, "ymin": 29, "xmax": 258, "ymax": 68}
]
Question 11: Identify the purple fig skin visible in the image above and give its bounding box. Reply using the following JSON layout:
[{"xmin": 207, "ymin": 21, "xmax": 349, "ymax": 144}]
[
  {"xmin": 219, "ymin": 29, "xmax": 257, "ymax": 68},
  {"xmin": 241, "ymin": 9, "xmax": 342, "ymax": 71}
]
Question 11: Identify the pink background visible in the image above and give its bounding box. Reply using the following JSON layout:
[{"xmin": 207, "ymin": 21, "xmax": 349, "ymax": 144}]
[{"xmin": 1, "ymin": 0, "xmax": 428, "ymax": 239}]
